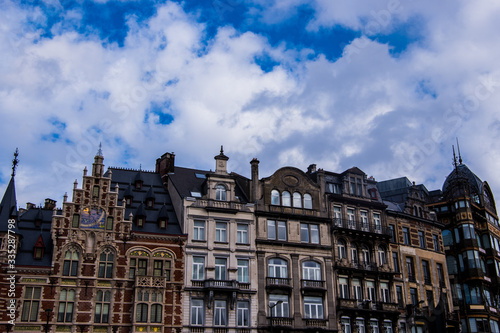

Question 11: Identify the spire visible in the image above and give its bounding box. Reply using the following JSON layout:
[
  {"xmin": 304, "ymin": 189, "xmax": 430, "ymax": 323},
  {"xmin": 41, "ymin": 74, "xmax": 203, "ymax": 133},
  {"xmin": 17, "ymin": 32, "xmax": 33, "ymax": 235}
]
[
  {"xmin": 97, "ymin": 142, "xmax": 103, "ymax": 157},
  {"xmin": 1, "ymin": 150, "xmax": 19, "ymax": 232},
  {"xmin": 452, "ymin": 145, "xmax": 458, "ymax": 170},
  {"xmin": 11, "ymin": 148, "xmax": 19, "ymax": 177}
]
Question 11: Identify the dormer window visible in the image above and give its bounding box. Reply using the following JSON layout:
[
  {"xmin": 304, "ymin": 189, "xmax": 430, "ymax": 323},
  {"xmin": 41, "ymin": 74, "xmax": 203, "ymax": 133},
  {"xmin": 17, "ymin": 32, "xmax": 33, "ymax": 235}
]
[
  {"xmin": 33, "ymin": 235, "xmax": 45, "ymax": 260},
  {"xmin": 158, "ymin": 218, "xmax": 167, "ymax": 229},
  {"xmin": 135, "ymin": 181, "xmax": 142, "ymax": 190},
  {"xmin": 147, "ymin": 198, "xmax": 154, "ymax": 208},
  {"xmin": 137, "ymin": 217, "xmax": 144, "ymax": 227},
  {"xmin": 215, "ymin": 185, "xmax": 227, "ymax": 201},
  {"xmin": 125, "ymin": 196, "xmax": 132, "ymax": 206},
  {"xmin": 368, "ymin": 189, "xmax": 377, "ymax": 200}
]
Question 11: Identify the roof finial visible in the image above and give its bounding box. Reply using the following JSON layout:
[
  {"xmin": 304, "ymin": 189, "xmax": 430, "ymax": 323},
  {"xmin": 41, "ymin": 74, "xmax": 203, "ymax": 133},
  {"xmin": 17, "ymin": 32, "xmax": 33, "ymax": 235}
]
[
  {"xmin": 11, "ymin": 148, "xmax": 19, "ymax": 177},
  {"xmin": 456, "ymin": 137, "xmax": 462, "ymax": 165},
  {"xmin": 220, "ymin": 145, "xmax": 224, "ymax": 155},
  {"xmin": 452, "ymin": 145, "xmax": 458, "ymax": 170},
  {"xmin": 97, "ymin": 143, "xmax": 103, "ymax": 157}
]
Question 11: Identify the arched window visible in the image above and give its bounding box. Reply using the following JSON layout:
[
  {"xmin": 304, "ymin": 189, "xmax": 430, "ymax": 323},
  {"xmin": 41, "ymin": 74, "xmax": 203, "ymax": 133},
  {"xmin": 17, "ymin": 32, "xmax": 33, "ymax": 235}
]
[
  {"xmin": 361, "ymin": 245, "xmax": 371, "ymax": 264},
  {"xmin": 282, "ymin": 191, "xmax": 291, "ymax": 207},
  {"xmin": 337, "ymin": 239, "xmax": 347, "ymax": 260},
  {"xmin": 216, "ymin": 185, "xmax": 227, "ymax": 201},
  {"xmin": 414, "ymin": 205, "xmax": 418, "ymax": 216},
  {"xmin": 378, "ymin": 245, "xmax": 387, "ymax": 265},
  {"xmin": 98, "ymin": 249, "xmax": 114, "ymax": 278},
  {"xmin": 418, "ymin": 207, "xmax": 423, "ymax": 217},
  {"xmin": 271, "ymin": 190, "xmax": 280, "ymax": 205},
  {"xmin": 94, "ymin": 290, "xmax": 111, "ymax": 323},
  {"xmin": 303, "ymin": 194, "xmax": 312, "ymax": 209},
  {"xmin": 151, "ymin": 304, "xmax": 162, "ymax": 323},
  {"xmin": 136, "ymin": 303, "xmax": 148, "ymax": 322},
  {"xmin": 63, "ymin": 249, "xmax": 79, "ymax": 276},
  {"xmin": 268, "ymin": 258, "xmax": 287, "ymax": 278},
  {"xmin": 302, "ymin": 261, "xmax": 321, "ymax": 281},
  {"xmin": 293, "ymin": 192, "xmax": 302, "ymax": 208}
]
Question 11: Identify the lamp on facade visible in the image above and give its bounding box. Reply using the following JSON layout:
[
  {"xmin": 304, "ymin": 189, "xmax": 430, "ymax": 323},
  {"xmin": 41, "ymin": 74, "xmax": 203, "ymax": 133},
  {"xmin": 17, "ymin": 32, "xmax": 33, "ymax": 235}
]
[
  {"xmin": 44, "ymin": 309, "xmax": 52, "ymax": 333},
  {"xmin": 269, "ymin": 300, "xmax": 283, "ymax": 333}
]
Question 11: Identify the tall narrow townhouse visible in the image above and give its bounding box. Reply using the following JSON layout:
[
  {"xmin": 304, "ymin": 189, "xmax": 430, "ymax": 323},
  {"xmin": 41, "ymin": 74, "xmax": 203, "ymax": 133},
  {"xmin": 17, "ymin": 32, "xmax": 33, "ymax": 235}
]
[
  {"xmin": 377, "ymin": 177, "xmax": 456, "ymax": 333},
  {"xmin": 312, "ymin": 166, "xmax": 400, "ymax": 333},
  {"xmin": 251, "ymin": 160, "xmax": 336, "ymax": 332},
  {"xmin": 427, "ymin": 158, "xmax": 500, "ymax": 333},
  {"xmin": 164, "ymin": 149, "xmax": 258, "ymax": 333},
  {"xmin": 1, "ymin": 149, "xmax": 187, "ymax": 333}
]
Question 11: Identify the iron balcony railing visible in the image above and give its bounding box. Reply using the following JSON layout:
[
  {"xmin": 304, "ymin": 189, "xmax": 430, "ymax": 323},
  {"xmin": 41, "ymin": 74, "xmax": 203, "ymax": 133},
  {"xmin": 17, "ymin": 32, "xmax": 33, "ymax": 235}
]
[
  {"xmin": 266, "ymin": 277, "xmax": 292, "ymax": 288},
  {"xmin": 333, "ymin": 218, "xmax": 390, "ymax": 235}
]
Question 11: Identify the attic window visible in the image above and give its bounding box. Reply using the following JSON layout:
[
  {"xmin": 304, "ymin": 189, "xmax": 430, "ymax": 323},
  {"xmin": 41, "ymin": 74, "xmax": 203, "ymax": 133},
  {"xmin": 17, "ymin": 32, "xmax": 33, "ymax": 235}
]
[
  {"xmin": 190, "ymin": 192, "xmax": 202, "ymax": 198},
  {"xmin": 195, "ymin": 173, "xmax": 206, "ymax": 179},
  {"xmin": 147, "ymin": 198, "xmax": 154, "ymax": 208},
  {"xmin": 158, "ymin": 218, "xmax": 167, "ymax": 229},
  {"xmin": 216, "ymin": 185, "xmax": 227, "ymax": 201},
  {"xmin": 137, "ymin": 217, "xmax": 144, "ymax": 228},
  {"xmin": 135, "ymin": 181, "xmax": 142, "ymax": 190},
  {"xmin": 368, "ymin": 189, "xmax": 377, "ymax": 200},
  {"xmin": 33, "ymin": 235, "xmax": 45, "ymax": 260},
  {"xmin": 125, "ymin": 196, "xmax": 132, "ymax": 206}
]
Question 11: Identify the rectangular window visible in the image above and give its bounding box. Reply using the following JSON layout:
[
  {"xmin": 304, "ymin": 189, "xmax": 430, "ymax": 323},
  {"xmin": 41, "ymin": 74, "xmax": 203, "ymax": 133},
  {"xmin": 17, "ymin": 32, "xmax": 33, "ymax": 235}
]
[
  {"xmin": 396, "ymin": 285, "xmax": 403, "ymax": 308},
  {"xmin": 433, "ymin": 234, "xmax": 440, "ymax": 251},
  {"xmin": 342, "ymin": 317, "xmax": 352, "ymax": 333},
  {"xmin": 301, "ymin": 223, "xmax": 319, "ymax": 244},
  {"xmin": 403, "ymin": 227, "xmax": 410, "ymax": 245},
  {"xmin": 389, "ymin": 224, "xmax": 396, "ymax": 242},
  {"xmin": 214, "ymin": 300, "xmax": 227, "ymax": 326},
  {"xmin": 380, "ymin": 282, "xmax": 390, "ymax": 303},
  {"xmin": 153, "ymin": 260, "xmax": 163, "ymax": 277},
  {"xmin": 191, "ymin": 299, "xmax": 204, "ymax": 326},
  {"xmin": 350, "ymin": 177, "xmax": 356, "ymax": 195},
  {"xmin": 333, "ymin": 206, "xmax": 342, "ymax": 226},
  {"xmin": 106, "ymin": 217, "xmax": 113, "ymax": 230},
  {"xmin": 237, "ymin": 224, "xmax": 248, "ymax": 244},
  {"xmin": 72, "ymin": 214, "xmax": 80, "ymax": 228},
  {"xmin": 437, "ymin": 263, "xmax": 445, "ymax": 286},
  {"xmin": 193, "ymin": 220, "xmax": 205, "ymax": 241},
  {"xmin": 237, "ymin": 259, "xmax": 249, "ymax": 283},
  {"xmin": 360, "ymin": 211, "xmax": 368, "ymax": 230},
  {"xmin": 392, "ymin": 252, "xmax": 400, "ymax": 273},
  {"xmin": 406, "ymin": 257, "xmax": 415, "ymax": 282},
  {"xmin": 57, "ymin": 289, "xmax": 75, "ymax": 322},
  {"xmin": 353, "ymin": 279, "xmax": 362, "ymax": 300},
  {"xmin": 367, "ymin": 281, "xmax": 376, "ymax": 301},
  {"xmin": 21, "ymin": 287, "xmax": 41, "ymax": 322},
  {"xmin": 215, "ymin": 222, "xmax": 227, "ymax": 242},
  {"xmin": 192, "ymin": 256, "xmax": 205, "ymax": 280},
  {"xmin": 347, "ymin": 208, "xmax": 355, "ymax": 228},
  {"xmin": 410, "ymin": 287, "xmax": 418, "ymax": 305},
  {"xmin": 304, "ymin": 296, "xmax": 324, "ymax": 319},
  {"xmin": 267, "ymin": 220, "xmax": 287, "ymax": 241},
  {"xmin": 422, "ymin": 260, "xmax": 431, "ymax": 285},
  {"xmin": 237, "ymin": 301, "xmax": 250, "ymax": 327},
  {"xmin": 373, "ymin": 213, "xmax": 381, "ymax": 232},
  {"xmin": 215, "ymin": 258, "xmax": 227, "ymax": 280},
  {"xmin": 419, "ymin": 231, "xmax": 426, "ymax": 248},
  {"xmin": 269, "ymin": 294, "xmax": 289, "ymax": 317},
  {"xmin": 94, "ymin": 290, "xmax": 111, "ymax": 323},
  {"xmin": 339, "ymin": 277, "xmax": 349, "ymax": 299}
]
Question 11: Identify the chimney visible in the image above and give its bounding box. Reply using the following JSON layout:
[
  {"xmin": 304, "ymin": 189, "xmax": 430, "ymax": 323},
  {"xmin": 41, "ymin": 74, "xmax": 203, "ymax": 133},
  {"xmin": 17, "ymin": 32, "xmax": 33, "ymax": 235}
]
[
  {"xmin": 250, "ymin": 158, "xmax": 260, "ymax": 202},
  {"xmin": 307, "ymin": 164, "xmax": 317, "ymax": 174},
  {"xmin": 44, "ymin": 198, "xmax": 57, "ymax": 210},
  {"xmin": 156, "ymin": 152, "xmax": 175, "ymax": 175}
]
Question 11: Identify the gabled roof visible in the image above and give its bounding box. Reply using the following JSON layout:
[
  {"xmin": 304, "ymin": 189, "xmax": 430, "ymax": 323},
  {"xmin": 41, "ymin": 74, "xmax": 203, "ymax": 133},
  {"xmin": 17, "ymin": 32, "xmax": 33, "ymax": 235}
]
[
  {"xmin": 105, "ymin": 168, "xmax": 183, "ymax": 235},
  {"xmin": 0, "ymin": 177, "xmax": 18, "ymax": 232},
  {"xmin": 342, "ymin": 167, "xmax": 366, "ymax": 176}
]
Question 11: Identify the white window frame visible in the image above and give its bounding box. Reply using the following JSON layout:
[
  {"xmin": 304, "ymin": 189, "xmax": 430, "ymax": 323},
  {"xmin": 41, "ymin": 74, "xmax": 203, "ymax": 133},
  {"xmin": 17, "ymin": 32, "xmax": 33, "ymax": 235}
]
[
  {"xmin": 282, "ymin": 191, "xmax": 291, "ymax": 206},
  {"xmin": 304, "ymin": 296, "xmax": 324, "ymax": 319},
  {"xmin": 190, "ymin": 299, "xmax": 204, "ymax": 326},
  {"xmin": 269, "ymin": 294, "xmax": 289, "ymax": 317},
  {"xmin": 303, "ymin": 193, "xmax": 313, "ymax": 209},
  {"xmin": 192, "ymin": 256, "xmax": 205, "ymax": 280},
  {"xmin": 302, "ymin": 261, "xmax": 321, "ymax": 281},
  {"xmin": 293, "ymin": 192, "xmax": 302, "ymax": 208},
  {"xmin": 237, "ymin": 224, "xmax": 248, "ymax": 244},
  {"xmin": 380, "ymin": 282, "xmax": 390, "ymax": 303},
  {"xmin": 215, "ymin": 258, "xmax": 227, "ymax": 280},
  {"xmin": 215, "ymin": 222, "xmax": 227, "ymax": 242},
  {"xmin": 236, "ymin": 301, "xmax": 250, "ymax": 327},
  {"xmin": 237, "ymin": 259, "xmax": 249, "ymax": 283},
  {"xmin": 339, "ymin": 277, "xmax": 349, "ymax": 299},
  {"xmin": 214, "ymin": 300, "xmax": 227, "ymax": 326},
  {"xmin": 193, "ymin": 220, "xmax": 205, "ymax": 241},
  {"xmin": 215, "ymin": 185, "xmax": 227, "ymax": 201},
  {"xmin": 268, "ymin": 258, "xmax": 287, "ymax": 278}
]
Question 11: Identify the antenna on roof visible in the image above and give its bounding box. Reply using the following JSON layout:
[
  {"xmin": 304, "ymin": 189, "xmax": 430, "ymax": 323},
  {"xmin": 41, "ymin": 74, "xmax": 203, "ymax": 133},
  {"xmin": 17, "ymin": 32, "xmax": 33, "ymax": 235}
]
[
  {"xmin": 97, "ymin": 142, "xmax": 103, "ymax": 157},
  {"xmin": 456, "ymin": 137, "xmax": 463, "ymax": 164},
  {"xmin": 11, "ymin": 148, "xmax": 19, "ymax": 177}
]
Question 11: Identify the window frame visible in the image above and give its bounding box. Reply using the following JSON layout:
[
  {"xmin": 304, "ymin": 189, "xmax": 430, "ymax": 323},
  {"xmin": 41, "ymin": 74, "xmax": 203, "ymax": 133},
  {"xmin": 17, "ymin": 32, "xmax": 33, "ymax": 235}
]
[
  {"xmin": 301, "ymin": 223, "xmax": 319, "ymax": 244},
  {"xmin": 215, "ymin": 222, "xmax": 228, "ymax": 243},
  {"xmin": 236, "ymin": 301, "xmax": 250, "ymax": 327},
  {"xmin": 237, "ymin": 223, "xmax": 249, "ymax": 244},
  {"xmin": 215, "ymin": 184, "xmax": 227, "ymax": 201},
  {"xmin": 190, "ymin": 299, "xmax": 204, "ymax": 326},
  {"xmin": 21, "ymin": 287, "xmax": 41, "ymax": 322},
  {"xmin": 303, "ymin": 296, "xmax": 324, "ymax": 319},
  {"xmin": 192, "ymin": 256, "xmax": 205, "ymax": 281},
  {"xmin": 267, "ymin": 220, "xmax": 287, "ymax": 241},
  {"xmin": 193, "ymin": 220, "xmax": 205, "ymax": 241},
  {"xmin": 57, "ymin": 289, "xmax": 75, "ymax": 322},
  {"xmin": 94, "ymin": 290, "xmax": 111, "ymax": 323},
  {"xmin": 98, "ymin": 249, "xmax": 114, "ymax": 279},
  {"xmin": 63, "ymin": 249, "xmax": 79, "ymax": 277}
]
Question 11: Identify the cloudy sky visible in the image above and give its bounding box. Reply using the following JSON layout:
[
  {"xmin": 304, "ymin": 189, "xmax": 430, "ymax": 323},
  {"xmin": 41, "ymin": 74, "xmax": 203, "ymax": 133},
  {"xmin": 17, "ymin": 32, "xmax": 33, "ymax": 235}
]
[{"xmin": 1, "ymin": 0, "xmax": 500, "ymax": 208}]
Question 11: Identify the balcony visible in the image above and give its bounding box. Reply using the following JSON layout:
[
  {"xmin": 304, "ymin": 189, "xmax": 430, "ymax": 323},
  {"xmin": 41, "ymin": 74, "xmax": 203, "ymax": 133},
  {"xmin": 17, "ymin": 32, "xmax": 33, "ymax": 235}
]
[
  {"xmin": 266, "ymin": 277, "xmax": 292, "ymax": 290},
  {"xmin": 333, "ymin": 218, "xmax": 390, "ymax": 236},
  {"xmin": 135, "ymin": 275, "xmax": 168, "ymax": 288},
  {"xmin": 335, "ymin": 259, "xmax": 381, "ymax": 272},
  {"xmin": 194, "ymin": 199, "xmax": 251, "ymax": 213},
  {"xmin": 269, "ymin": 317, "xmax": 293, "ymax": 327},
  {"xmin": 191, "ymin": 279, "xmax": 242, "ymax": 291},
  {"xmin": 268, "ymin": 205, "xmax": 319, "ymax": 217},
  {"xmin": 305, "ymin": 318, "xmax": 328, "ymax": 328},
  {"xmin": 301, "ymin": 279, "xmax": 326, "ymax": 292},
  {"xmin": 337, "ymin": 299, "xmax": 399, "ymax": 313}
]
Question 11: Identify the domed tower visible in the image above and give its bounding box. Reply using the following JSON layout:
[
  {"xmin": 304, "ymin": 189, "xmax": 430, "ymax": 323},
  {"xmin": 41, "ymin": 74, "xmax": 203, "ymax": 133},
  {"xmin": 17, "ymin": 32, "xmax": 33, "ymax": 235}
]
[{"xmin": 429, "ymin": 150, "xmax": 500, "ymax": 332}]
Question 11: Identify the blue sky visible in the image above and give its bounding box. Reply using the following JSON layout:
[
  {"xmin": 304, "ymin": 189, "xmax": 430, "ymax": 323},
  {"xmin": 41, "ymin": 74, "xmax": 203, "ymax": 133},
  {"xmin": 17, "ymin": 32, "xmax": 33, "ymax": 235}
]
[{"xmin": 2, "ymin": 0, "xmax": 500, "ymax": 208}]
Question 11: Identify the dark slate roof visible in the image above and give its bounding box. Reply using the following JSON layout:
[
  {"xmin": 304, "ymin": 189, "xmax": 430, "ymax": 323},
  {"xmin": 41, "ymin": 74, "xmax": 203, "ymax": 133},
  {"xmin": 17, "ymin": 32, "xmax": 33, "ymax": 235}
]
[
  {"xmin": 105, "ymin": 168, "xmax": 183, "ymax": 235},
  {"xmin": 0, "ymin": 177, "xmax": 18, "ymax": 232},
  {"xmin": 383, "ymin": 200, "xmax": 405, "ymax": 212},
  {"xmin": 443, "ymin": 163, "xmax": 483, "ymax": 195},
  {"xmin": 376, "ymin": 177, "xmax": 413, "ymax": 203},
  {"xmin": 168, "ymin": 166, "xmax": 250, "ymax": 203},
  {"xmin": 16, "ymin": 207, "xmax": 55, "ymax": 267}
]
